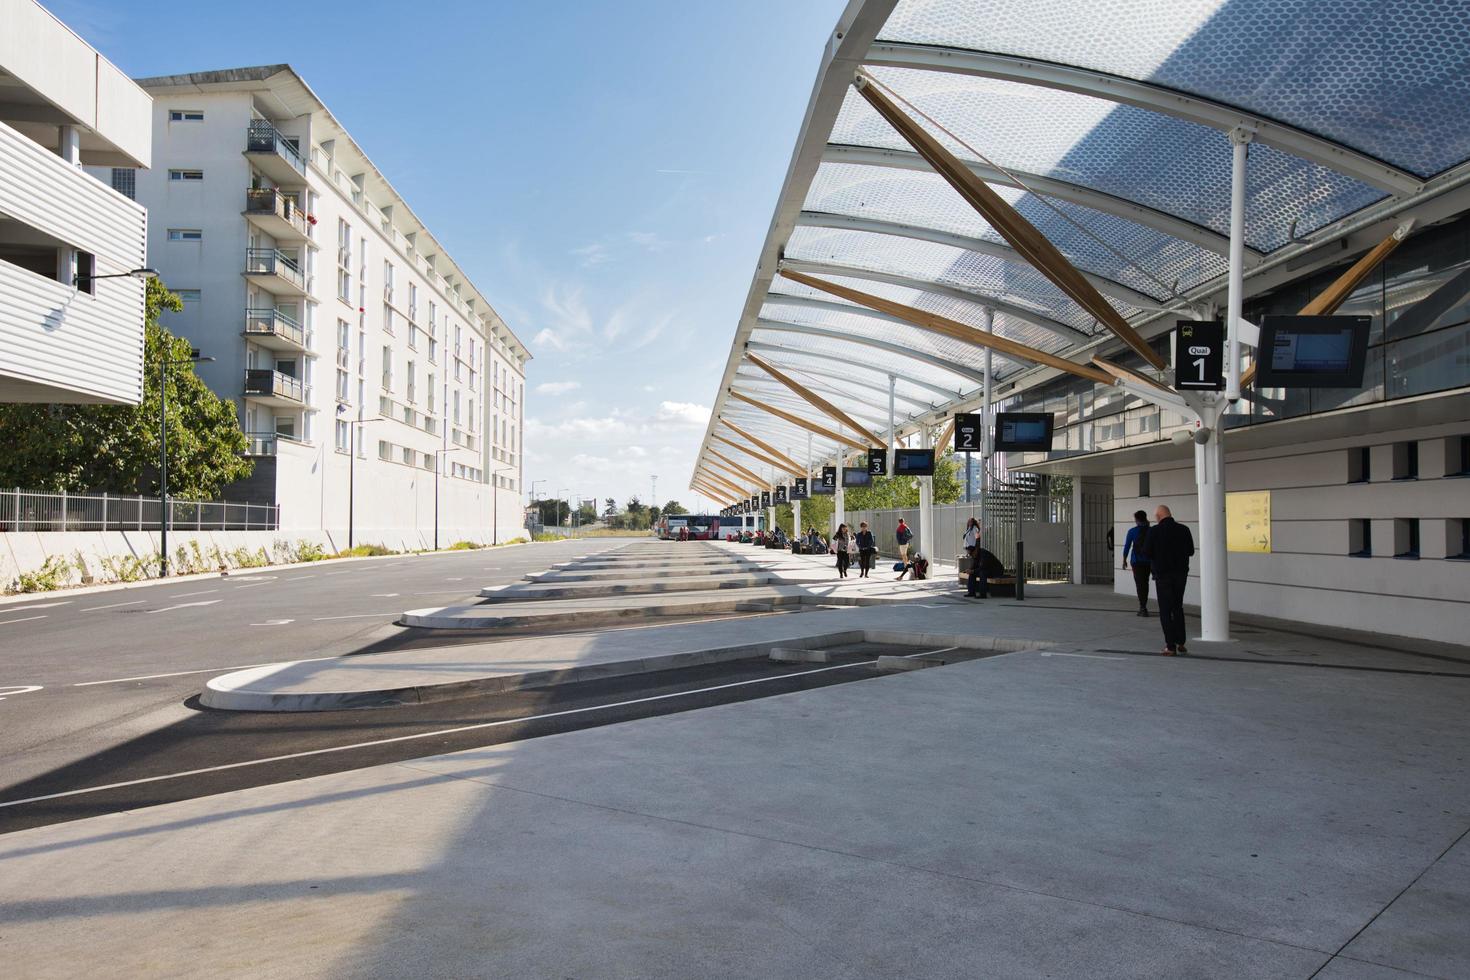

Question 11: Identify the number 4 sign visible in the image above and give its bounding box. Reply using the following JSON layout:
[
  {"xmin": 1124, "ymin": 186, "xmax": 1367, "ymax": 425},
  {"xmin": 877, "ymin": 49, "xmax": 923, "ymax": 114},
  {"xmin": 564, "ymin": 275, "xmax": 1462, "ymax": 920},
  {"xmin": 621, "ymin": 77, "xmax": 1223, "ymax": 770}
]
[{"xmin": 1174, "ymin": 320, "xmax": 1224, "ymax": 392}]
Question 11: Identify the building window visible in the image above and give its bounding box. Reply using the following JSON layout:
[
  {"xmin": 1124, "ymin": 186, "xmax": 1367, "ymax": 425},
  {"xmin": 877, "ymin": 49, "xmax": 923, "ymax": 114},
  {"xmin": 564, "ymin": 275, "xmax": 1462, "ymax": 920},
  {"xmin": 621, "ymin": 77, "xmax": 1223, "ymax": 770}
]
[
  {"xmin": 1392, "ymin": 441, "xmax": 1418, "ymax": 481},
  {"xmin": 1347, "ymin": 446, "xmax": 1370, "ymax": 484},
  {"xmin": 335, "ymin": 420, "xmax": 350, "ymax": 454},
  {"xmin": 167, "ymin": 229, "xmax": 203, "ymax": 242},
  {"xmin": 1348, "ymin": 519, "xmax": 1372, "ymax": 557},
  {"xmin": 176, "ymin": 289, "xmax": 201, "ymax": 304},
  {"xmin": 1138, "ymin": 471, "xmax": 1150, "ymax": 497},
  {"xmin": 337, "ymin": 219, "xmax": 352, "ymax": 302},
  {"xmin": 1393, "ymin": 518, "xmax": 1420, "ymax": 559},
  {"xmin": 453, "ymin": 389, "xmax": 461, "ymax": 425},
  {"xmin": 406, "ymin": 360, "xmax": 416, "ymax": 404},
  {"xmin": 168, "ymin": 169, "xmax": 204, "ymax": 181},
  {"xmin": 169, "ymin": 109, "xmax": 205, "ymax": 122},
  {"xmin": 383, "ymin": 261, "xmax": 394, "ymax": 303},
  {"xmin": 1450, "ymin": 519, "xmax": 1469, "ymax": 560},
  {"xmin": 381, "ymin": 346, "xmax": 393, "ymax": 392},
  {"xmin": 408, "ymin": 283, "xmax": 418, "ymax": 322},
  {"xmin": 110, "ymin": 168, "xmax": 136, "ymax": 199},
  {"xmin": 427, "ymin": 373, "xmax": 435, "ymax": 413}
]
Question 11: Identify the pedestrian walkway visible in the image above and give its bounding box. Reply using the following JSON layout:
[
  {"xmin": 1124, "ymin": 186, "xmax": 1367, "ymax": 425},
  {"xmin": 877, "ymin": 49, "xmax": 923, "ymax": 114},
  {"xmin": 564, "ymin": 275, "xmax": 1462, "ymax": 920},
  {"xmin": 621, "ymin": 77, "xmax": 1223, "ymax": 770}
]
[{"xmin": 5, "ymin": 583, "xmax": 1467, "ymax": 978}]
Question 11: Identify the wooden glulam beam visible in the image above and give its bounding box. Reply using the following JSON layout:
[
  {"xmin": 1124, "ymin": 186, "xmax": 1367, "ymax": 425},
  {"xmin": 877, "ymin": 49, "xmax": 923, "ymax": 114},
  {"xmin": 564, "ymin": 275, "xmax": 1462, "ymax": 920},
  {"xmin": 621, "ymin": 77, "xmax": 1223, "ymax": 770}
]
[
  {"xmin": 743, "ymin": 353, "xmax": 884, "ymax": 448},
  {"xmin": 1240, "ymin": 225, "xmax": 1411, "ymax": 388},
  {"xmin": 1090, "ymin": 355, "xmax": 1176, "ymax": 394},
  {"xmin": 706, "ymin": 449, "xmax": 768, "ymax": 487},
  {"xmin": 853, "ymin": 72, "xmax": 1166, "ymax": 370},
  {"xmin": 935, "ymin": 416, "xmax": 956, "ymax": 455},
  {"xmin": 702, "ymin": 461, "xmax": 761, "ymax": 495},
  {"xmin": 711, "ymin": 431, "xmax": 799, "ymax": 478},
  {"xmin": 719, "ymin": 420, "xmax": 806, "ymax": 474},
  {"xmin": 727, "ymin": 387, "xmax": 874, "ymax": 451},
  {"xmin": 692, "ymin": 479, "xmax": 736, "ymax": 503},
  {"xmin": 696, "ymin": 471, "xmax": 748, "ymax": 500},
  {"xmin": 779, "ymin": 268, "xmax": 1115, "ymax": 386}
]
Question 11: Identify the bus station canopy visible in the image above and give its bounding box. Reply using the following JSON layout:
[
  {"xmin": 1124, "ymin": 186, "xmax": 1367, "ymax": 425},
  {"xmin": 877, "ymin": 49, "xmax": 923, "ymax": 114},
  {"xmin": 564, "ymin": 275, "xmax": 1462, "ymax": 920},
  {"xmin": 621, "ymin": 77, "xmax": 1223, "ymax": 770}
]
[{"xmin": 691, "ymin": 0, "xmax": 1470, "ymax": 494}]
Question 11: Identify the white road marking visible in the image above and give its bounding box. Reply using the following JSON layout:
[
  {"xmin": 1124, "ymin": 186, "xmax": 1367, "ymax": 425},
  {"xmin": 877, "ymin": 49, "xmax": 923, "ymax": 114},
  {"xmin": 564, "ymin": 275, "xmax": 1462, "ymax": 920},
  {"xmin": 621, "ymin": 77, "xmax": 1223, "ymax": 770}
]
[
  {"xmin": 2, "ymin": 601, "xmax": 71, "ymax": 611},
  {"xmin": 282, "ymin": 575, "xmax": 317, "ymax": 582},
  {"xmin": 369, "ymin": 593, "xmax": 400, "ymax": 598},
  {"xmin": 169, "ymin": 589, "xmax": 218, "ymax": 598},
  {"xmin": 73, "ymin": 655, "xmax": 340, "ymax": 687},
  {"xmin": 144, "ymin": 599, "xmax": 222, "ymax": 615},
  {"xmin": 322, "ymin": 571, "xmax": 354, "ymax": 577},
  {"xmin": 312, "ymin": 613, "xmax": 392, "ymax": 621},
  {"xmin": 445, "ymin": 577, "xmax": 465, "ymax": 581},
  {"xmin": 0, "ymin": 615, "xmax": 47, "ymax": 626},
  {"xmin": 250, "ymin": 619, "xmax": 295, "ymax": 627},
  {"xmin": 0, "ymin": 685, "xmax": 43, "ymax": 700},
  {"xmin": 82, "ymin": 599, "xmax": 145, "ymax": 612},
  {"xmin": 1039, "ymin": 651, "xmax": 1126, "ymax": 661},
  {"xmin": 3, "ymin": 657, "xmax": 896, "ymax": 809}
]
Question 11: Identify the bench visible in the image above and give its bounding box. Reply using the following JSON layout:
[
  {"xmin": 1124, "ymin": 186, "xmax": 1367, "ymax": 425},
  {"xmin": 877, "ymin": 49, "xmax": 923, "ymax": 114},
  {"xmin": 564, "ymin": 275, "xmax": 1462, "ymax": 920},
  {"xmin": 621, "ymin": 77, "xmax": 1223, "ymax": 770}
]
[{"xmin": 955, "ymin": 553, "xmax": 1017, "ymax": 597}]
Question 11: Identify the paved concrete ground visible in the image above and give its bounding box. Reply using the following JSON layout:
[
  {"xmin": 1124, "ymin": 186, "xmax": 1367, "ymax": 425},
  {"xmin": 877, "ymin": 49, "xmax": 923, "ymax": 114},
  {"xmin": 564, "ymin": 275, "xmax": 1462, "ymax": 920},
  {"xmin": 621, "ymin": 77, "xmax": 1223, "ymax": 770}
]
[{"xmin": 2, "ymin": 604, "xmax": 1466, "ymax": 978}]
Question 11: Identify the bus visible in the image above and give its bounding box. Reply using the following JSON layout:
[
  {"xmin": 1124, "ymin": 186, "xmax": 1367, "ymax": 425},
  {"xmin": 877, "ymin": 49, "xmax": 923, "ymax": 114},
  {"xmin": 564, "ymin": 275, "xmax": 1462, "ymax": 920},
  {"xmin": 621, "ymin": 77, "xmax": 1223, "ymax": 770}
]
[{"xmin": 658, "ymin": 514, "xmax": 722, "ymax": 540}]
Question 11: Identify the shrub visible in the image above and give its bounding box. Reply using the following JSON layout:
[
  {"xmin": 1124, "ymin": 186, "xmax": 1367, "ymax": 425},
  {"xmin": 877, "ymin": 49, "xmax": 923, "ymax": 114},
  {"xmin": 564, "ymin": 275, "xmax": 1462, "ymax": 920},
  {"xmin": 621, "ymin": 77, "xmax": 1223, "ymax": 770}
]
[
  {"xmin": 500, "ymin": 537, "xmax": 528, "ymax": 546},
  {"xmin": 336, "ymin": 543, "xmax": 395, "ymax": 558},
  {"xmin": 100, "ymin": 554, "xmax": 151, "ymax": 583},
  {"xmin": 10, "ymin": 555, "xmax": 72, "ymax": 594},
  {"xmin": 447, "ymin": 541, "xmax": 481, "ymax": 551},
  {"xmin": 294, "ymin": 540, "xmax": 329, "ymax": 562}
]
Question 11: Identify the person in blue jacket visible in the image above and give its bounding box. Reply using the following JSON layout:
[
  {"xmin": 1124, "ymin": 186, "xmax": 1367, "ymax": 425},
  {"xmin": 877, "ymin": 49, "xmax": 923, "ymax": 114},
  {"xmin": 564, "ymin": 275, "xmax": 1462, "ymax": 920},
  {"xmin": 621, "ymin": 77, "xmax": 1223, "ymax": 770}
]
[{"xmin": 1121, "ymin": 510, "xmax": 1151, "ymax": 617}]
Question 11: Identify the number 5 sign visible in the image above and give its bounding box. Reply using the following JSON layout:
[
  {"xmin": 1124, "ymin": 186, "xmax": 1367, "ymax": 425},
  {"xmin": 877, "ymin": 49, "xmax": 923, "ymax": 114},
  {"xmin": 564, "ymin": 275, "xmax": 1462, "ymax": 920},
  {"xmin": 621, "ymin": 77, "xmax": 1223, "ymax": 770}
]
[{"xmin": 1174, "ymin": 320, "xmax": 1224, "ymax": 392}]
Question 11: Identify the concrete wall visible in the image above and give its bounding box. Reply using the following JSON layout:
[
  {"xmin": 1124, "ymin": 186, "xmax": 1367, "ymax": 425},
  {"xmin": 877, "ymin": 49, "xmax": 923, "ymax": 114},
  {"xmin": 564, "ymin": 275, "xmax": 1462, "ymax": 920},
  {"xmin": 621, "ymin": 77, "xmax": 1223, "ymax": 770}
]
[{"xmin": 1113, "ymin": 421, "xmax": 1470, "ymax": 645}]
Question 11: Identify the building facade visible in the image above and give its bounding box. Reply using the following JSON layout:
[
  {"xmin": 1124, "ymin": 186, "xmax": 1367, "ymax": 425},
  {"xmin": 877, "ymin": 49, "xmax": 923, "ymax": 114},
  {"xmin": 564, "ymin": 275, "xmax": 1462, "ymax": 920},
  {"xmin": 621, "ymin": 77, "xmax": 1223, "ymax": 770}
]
[
  {"xmin": 0, "ymin": 0, "xmax": 151, "ymax": 405},
  {"xmin": 97, "ymin": 66, "xmax": 529, "ymax": 547}
]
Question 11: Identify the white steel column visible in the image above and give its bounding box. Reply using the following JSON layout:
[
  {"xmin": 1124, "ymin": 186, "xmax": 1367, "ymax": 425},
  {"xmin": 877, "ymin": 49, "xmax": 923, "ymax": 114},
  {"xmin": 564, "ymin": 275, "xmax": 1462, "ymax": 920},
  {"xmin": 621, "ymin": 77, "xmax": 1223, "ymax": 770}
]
[
  {"xmin": 834, "ymin": 425, "xmax": 846, "ymax": 534},
  {"xmin": 980, "ymin": 307, "xmax": 994, "ymax": 542},
  {"xmin": 1225, "ymin": 128, "xmax": 1252, "ymax": 403},
  {"xmin": 919, "ymin": 423, "xmax": 935, "ymax": 564},
  {"xmin": 1070, "ymin": 477, "xmax": 1085, "ymax": 585},
  {"xmin": 887, "ymin": 374, "xmax": 897, "ymax": 472}
]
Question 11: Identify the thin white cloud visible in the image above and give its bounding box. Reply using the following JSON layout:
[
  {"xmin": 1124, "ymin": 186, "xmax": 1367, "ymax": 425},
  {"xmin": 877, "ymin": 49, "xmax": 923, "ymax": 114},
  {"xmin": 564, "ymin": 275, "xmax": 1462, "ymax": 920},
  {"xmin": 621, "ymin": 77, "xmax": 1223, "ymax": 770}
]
[
  {"xmin": 535, "ymin": 380, "xmax": 581, "ymax": 396},
  {"xmin": 531, "ymin": 327, "xmax": 567, "ymax": 352}
]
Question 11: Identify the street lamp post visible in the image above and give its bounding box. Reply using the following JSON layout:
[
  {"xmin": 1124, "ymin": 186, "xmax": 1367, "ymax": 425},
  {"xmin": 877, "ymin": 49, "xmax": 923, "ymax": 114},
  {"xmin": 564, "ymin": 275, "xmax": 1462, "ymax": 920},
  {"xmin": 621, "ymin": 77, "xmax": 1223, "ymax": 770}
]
[
  {"xmin": 433, "ymin": 446, "xmax": 470, "ymax": 551},
  {"xmin": 338, "ymin": 409, "xmax": 385, "ymax": 550},
  {"xmin": 488, "ymin": 460, "xmax": 517, "ymax": 545},
  {"xmin": 158, "ymin": 348, "xmax": 214, "ymax": 578}
]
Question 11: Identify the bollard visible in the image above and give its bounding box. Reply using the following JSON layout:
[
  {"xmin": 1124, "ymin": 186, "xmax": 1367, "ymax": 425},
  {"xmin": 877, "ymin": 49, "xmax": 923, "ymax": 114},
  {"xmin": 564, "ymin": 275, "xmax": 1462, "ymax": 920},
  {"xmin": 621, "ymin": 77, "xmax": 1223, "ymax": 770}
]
[{"xmin": 1015, "ymin": 540, "xmax": 1025, "ymax": 601}]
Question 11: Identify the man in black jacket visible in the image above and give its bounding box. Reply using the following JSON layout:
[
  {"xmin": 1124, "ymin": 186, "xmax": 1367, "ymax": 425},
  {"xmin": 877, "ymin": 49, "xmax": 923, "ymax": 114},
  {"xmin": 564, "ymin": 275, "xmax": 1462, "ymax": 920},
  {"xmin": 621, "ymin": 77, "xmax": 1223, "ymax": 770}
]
[{"xmin": 1143, "ymin": 504, "xmax": 1194, "ymax": 656}]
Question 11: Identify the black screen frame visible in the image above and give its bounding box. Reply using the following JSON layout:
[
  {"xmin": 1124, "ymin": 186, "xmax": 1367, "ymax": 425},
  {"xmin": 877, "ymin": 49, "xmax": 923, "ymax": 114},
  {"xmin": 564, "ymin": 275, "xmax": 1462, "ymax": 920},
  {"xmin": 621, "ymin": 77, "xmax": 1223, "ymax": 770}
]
[
  {"xmin": 992, "ymin": 412, "xmax": 1056, "ymax": 453},
  {"xmin": 841, "ymin": 467, "xmax": 872, "ymax": 488},
  {"xmin": 893, "ymin": 448, "xmax": 936, "ymax": 475},
  {"xmin": 1255, "ymin": 314, "xmax": 1371, "ymax": 388}
]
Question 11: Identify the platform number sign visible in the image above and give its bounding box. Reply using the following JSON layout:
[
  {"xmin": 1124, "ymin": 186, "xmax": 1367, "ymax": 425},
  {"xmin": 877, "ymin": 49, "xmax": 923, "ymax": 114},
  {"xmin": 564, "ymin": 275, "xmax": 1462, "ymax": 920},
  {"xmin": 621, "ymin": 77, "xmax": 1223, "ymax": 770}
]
[
  {"xmin": 760, "ymin": 490, "xmax": 771, "ymax": 509},
  {"xmin": 773, "ymin": 485, "xmax": 787, "ymax": 504},
  {"xmin": 750, "ymin": 495, "xmax": 759, "ymax": 512},
  {"xmin": 819, "ymin": 466, "xmax": 837, "ymax": 493},
  {"xmin": 1174, "ymin": 320, "xmax": 1224, "ymax": 391},
  {"xmin": 867, "ymin": 447, "xmax": 887, "ymax": 476},
  {"xmin": 791, "ymin": 477, "xmax": 808, "ymax": 499},
  {"xmin": 953, "ymin": 413, "xmax": 984, "ymax": 453}
]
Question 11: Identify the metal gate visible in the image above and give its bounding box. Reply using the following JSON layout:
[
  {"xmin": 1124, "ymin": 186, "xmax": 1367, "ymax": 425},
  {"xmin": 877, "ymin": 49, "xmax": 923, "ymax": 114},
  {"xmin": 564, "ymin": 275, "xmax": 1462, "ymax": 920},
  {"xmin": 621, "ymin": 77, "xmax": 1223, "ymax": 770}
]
[{"xmin": 1082, "ymin": 485, "xmax": 1115, "ymax": 584}]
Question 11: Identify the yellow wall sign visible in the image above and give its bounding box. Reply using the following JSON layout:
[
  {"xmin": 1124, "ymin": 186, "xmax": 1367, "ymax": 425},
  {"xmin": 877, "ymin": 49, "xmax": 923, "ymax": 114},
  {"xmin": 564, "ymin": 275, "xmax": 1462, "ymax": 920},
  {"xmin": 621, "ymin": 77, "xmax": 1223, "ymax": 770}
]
[{"xmin": 1227, "ymin": 490, "xmax": 1272, "ymax": 553}]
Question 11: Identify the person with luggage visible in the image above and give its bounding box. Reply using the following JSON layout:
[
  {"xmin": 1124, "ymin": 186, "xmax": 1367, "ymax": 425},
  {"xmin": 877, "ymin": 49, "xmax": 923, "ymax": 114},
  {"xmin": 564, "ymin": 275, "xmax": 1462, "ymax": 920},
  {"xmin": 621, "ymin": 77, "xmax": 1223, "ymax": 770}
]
[
  {"xmin": 1121, "ymin": 510, "xmax": 1152, "ymax": 617},
  {"xmin": 1142, "ymin": 504, "xmax": 1194, "ymax": 656},
  {"xmin": 962, "ymin": 516, "xmax": 984, "ymax": 598},
  {"xmin": 855, "ymin": 521, "xmax": 876, "ymax": 578},
  {"xmin": 833, "ymin": 523, "xmax": 852, "ymax": 579},
  {"xmin": 895, "ymin": 518, "xmax": 914, "ymax": 564}
]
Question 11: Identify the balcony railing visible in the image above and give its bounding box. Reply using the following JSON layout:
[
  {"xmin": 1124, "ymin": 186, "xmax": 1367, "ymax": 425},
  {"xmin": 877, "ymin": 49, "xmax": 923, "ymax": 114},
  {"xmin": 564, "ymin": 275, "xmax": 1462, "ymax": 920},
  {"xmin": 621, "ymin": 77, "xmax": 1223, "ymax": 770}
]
[
  {"xmin": 244, "ymin": 187, "xmax": 309, "ymax": 236},
  {"xmin": 244, "ymin": 307, "xmax": 305, "ymax": 347},
  {"xmin": 245, "ymin": 120, "xmax": 306, "ymax": 176},
  {"xmin": 244, "ymin": 368, "xmax": 305, "ymax": 402},
  {"xmin": 245, "ymin": 247, "xmax": 305, "ymax": 289}
]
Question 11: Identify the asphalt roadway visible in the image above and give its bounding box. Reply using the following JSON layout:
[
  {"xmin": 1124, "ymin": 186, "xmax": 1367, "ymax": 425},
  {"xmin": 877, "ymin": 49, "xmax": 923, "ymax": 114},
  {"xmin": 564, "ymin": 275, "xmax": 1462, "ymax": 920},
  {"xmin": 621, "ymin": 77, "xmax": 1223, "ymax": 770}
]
[{"xmin": 0, "ymin": 539, "xmax": 625, "ymax": 809}]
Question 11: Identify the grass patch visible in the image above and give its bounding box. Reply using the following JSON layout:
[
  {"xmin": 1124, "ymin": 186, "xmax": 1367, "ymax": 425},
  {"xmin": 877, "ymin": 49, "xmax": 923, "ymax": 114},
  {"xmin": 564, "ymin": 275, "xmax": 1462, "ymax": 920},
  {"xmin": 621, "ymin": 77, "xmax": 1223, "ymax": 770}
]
[{"xmin": 447, "ymin": 541, "xmax": 482, "ymax": 551}]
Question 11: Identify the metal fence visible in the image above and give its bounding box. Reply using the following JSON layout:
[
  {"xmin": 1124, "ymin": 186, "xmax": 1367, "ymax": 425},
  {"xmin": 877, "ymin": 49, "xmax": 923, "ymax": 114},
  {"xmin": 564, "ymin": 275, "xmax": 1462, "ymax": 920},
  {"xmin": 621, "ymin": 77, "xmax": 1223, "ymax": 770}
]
[
  {"xmin": 0, "ymin": 489, "xmax": 280, "ymax": 532},
  {"xmin": 842, "ymin": 490, "xmax": 1072, "ymax": 580}
]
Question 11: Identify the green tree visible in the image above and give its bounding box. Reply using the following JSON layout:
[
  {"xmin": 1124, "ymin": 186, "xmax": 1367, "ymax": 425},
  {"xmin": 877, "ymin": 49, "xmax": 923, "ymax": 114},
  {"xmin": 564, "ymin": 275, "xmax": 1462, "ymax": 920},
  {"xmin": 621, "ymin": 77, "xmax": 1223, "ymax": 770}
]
[
  {"xmin": 534, "ymin": 498, "xmax": 570, "ymax": 525},
  {"xmin": 661, "ymin": 499, "xmax": 688, "ymax": 516},
  {"xmin": 0, "ymin": 278, "xmax": 252, "ymax": 497}
]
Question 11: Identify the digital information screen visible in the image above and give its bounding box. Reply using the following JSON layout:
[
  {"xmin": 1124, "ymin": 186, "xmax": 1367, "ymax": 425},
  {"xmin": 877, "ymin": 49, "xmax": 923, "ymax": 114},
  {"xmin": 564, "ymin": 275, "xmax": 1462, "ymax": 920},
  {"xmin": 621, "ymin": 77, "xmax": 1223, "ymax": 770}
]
[
  {"xmin": 1256, "ymin": 315, "xmax": 1370, "ymax": 388},
  {"xmin": 993, "ymin": 412, "xmax": 1055, "ymax": 452},
  {"xmin": 893, "ymin": 448, "xmax": 936, "ymax": 476},
  {"xmin": 842, "ymin": 467, "xmax": 872, "ymax": 488}
]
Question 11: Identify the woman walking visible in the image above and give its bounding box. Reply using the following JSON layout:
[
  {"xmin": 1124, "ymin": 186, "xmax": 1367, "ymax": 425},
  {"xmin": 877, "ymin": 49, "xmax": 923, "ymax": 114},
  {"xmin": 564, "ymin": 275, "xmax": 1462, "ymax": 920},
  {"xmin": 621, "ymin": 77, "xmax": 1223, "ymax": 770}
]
[
  {"xmin": 855, "ymin": 521, "xmax": 876, "ymax": 578},
  {"xmin": 833, "ymin": 523, "xmax": 852, "ymax": 578}
]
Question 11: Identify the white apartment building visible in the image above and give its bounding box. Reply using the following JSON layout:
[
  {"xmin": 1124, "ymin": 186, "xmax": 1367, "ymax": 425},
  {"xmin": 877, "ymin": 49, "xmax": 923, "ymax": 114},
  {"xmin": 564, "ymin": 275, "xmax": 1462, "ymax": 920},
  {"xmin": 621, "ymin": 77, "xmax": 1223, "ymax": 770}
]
[
  {"xmin": 0, "ymin": 0, "xmax": 151, "ymax": 404},
  {"xmin": 99, "ymin": 65, "xmax": 529, "ymax": 547}
]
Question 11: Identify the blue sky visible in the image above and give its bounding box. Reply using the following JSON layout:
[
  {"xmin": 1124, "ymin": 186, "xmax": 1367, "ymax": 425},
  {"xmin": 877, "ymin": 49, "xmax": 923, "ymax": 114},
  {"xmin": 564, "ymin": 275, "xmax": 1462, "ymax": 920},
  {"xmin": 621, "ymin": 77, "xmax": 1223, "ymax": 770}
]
[{"xmin": 49, "ymin": 0, "xmax": 848, "ymax": 512}]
